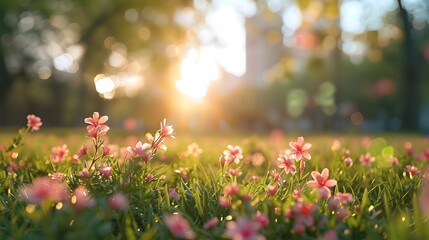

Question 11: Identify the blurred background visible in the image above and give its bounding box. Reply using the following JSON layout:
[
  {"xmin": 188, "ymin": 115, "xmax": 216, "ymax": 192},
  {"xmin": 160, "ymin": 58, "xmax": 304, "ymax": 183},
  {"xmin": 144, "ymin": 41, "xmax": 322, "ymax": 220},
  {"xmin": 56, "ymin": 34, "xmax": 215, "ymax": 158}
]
[{"xmin": 0, "ymin": 0, "xmax": 428, "ymax": 134}]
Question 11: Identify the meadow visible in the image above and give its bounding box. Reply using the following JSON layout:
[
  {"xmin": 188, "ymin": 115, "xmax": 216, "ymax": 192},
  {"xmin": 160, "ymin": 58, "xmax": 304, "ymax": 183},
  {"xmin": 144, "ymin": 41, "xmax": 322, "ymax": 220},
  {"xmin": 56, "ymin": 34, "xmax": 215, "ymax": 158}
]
[{"xmin": 1, "ymin": 113, "xmax": 429, "ymax": 240}]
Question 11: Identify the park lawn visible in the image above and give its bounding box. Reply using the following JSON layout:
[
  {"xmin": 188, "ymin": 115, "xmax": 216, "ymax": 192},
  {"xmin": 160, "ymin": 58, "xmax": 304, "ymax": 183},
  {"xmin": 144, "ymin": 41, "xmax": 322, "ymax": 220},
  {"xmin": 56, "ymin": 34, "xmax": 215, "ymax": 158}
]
[{"xmin": 1, "ymin": 118, "xmax": 429, "ymax": 239}]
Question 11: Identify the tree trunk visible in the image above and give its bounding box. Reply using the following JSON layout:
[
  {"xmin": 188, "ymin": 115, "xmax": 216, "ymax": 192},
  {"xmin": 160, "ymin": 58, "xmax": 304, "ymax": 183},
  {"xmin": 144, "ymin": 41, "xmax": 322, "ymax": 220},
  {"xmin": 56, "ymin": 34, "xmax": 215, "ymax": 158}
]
[{"xmin": 397, "ymin": 0, "xmax": 421, "ymax": 131}]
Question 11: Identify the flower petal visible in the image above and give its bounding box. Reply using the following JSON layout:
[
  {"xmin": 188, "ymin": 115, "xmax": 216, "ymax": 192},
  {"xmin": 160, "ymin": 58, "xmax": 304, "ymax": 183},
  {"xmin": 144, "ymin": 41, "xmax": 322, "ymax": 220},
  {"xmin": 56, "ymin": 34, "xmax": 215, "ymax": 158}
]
[
  {"xmin": 307, "ymin": 180, "xmax": 319, "ymax": 188},
  {"xmin": 325, "ymin": 179, "xmax": 337, "ymax": 187}
]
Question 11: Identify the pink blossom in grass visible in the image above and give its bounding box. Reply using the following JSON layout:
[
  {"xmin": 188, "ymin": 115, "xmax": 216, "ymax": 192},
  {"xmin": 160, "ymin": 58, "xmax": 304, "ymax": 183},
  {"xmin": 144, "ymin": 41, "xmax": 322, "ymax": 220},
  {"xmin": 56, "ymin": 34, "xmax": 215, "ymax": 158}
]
[
  {"xmin": 145, "ymin": 173, "xmax": 154, "ymax": 182},
  {"xmin": 223, "ymin": 216, "xmax": 265, "ymax": 240},
  {"xmin": 223, "ymin": 145, "xmax": 243, "ymax": 165},
  {"xmin": 169, "ymin": 188, "xmax": 180, "ymax": 200},
  {"xmin": 108, "ymin": 192, "xmax": 129, "ymax": 211},
  {"xmin": 84, "ymin": 112, "xmax": 108, "ymax": 128},
  {"xmin": 293, "ymin": 223, "xmax": 305, "ymax": 234},
  {"xmin": 19, "ymin": 176, "xmax": 68, "ymax": 204},
  {"xmin": 253, "ymin": 211, "xmax": 269, "ymax": 229},
  {"xmin": 342, "ymin": 148, "xmax": 351, "ymax": 158},
  {"xmin": 292, "ymin": 202, "xmax": 316, "ymax": 227},
  {"xmin": 243, "ymin": 194, "xmax": 252, "ymax": 202},
  {"xmin": 250, "ymin": 152, "xmax": 265, "ymax": 166},
  {"xmin": 71, "ymin": 186, "xmax": 95, "ymax": 211},
  {"xmin": 272, "ymin": 170, "xmax": 283, "ymax": 185},
  {"xmin": 164, "ymin": 213, "xmax": 196, "ymax": 239},
  {"xmin": 289, "ymin": 136, "xmax": 312, "ymax": 161},
  {"xmin": 249, "ymin": 175, "xmax": 260, "ymax": 183},
  {"xmin": 226, "ymin": 167, "xmax": 242, "ymax": 177},
  {"xmin": 50, "ymin": 144, "xmax": 69, "ymax": 163},
  {"xmin": 7, "ymin": 162, "xmax": 19, "ymax": 173},
  {"xmin": 160, "ymin": 118, "xmax": 175, "ymax": 138},
  {"xmin": 328, "ymin": 198, "xmax": 340, "ymax": 211},
  {"xmin": 99, "ymin": 163, "xmax": 112, "ymax": 178},
  {"xmin": 344, "ymin": 157, "xmax": 353, "ymax": 167},
  {"xmin": 77, "ymin": 144, "xmax": 88, "ymax": 158},
  {"xmin": 80, "ymin": 168, "xmax": 89, "ymax": 179},
  {"xmin": 335, "ymin": 192, "xmax": 354, "ymax": 205},
  {"xmin": 321, "ymin": 230, "xmax": 338, "ymax": 240},
  {"xmin": 185, "ymin": 143, "xmax": 202, "ymax": 157},
  {"xmin": 266, "ymin": 184, "xmax": 278, "ymax": 196},
  {"xmin": 50, "ymin": 172, "xmax": 66, "ymax": 183},
  {"xmin": 359, "ymin": 152, "xmax": 375, "ymax": 167},
  {"xmin": 219, "ymin": 196, "xmax": 231, "ymax": 208},
  {"xmin": 277, "ymin": 153, "xmax": 296, "ymax": 175},
  {"xmin": 292, "ymin": 188, "xmax": 302, "ymax": 200},
  {"xmin": 127, "ymin": 141, "xmax": 151, "ymax": 163},
  {"xmin": 307, "ymin": 168, "xmax": 337, "ymax": 199},
  {"xmin": 102, "ymin": 145, "xmax": 111, "ymax": 157},
  {"xmin": 405, "ymin": 142, "xmax": 413, "ymax": 156},
  {"xmin": 203, "ymin": 217, "xmax": 219, "ymax": 230},
  {"xmin": 27, "ymin": 114, "xmax": 42, "ymax": 131},
  {"xmin": 70, "ymin": 154, "xmax": 81, "ymax": 164},
  {"xmin": 337, "ymin": 207, "xmax": 349, "ymax": 221},
  {"xmin": 224, "ymin": 183, "xmax": 239, "ymax": 197},
  {"xmin": 86, "ymin": 125, "xmax": 109, "ymax": 138},
  {"xmin": 390, "ymin": 156, "xmax": 399, "ymax": 165},
  {"xmin": 406, "ymin": 165, "xmax": 419, "ymax": 176}
]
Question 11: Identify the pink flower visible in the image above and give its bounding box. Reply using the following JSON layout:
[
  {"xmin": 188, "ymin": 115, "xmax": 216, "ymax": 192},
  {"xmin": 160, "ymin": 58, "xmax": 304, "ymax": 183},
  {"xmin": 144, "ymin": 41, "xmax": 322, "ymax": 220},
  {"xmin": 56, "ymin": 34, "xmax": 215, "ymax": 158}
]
[
  {"xmin": 306, "ymin": 168, "xmax": 337, "ymax": 198},
  {"xmin": 219, "ymin": 196, "xmax": 231, "ymax": 208},
  {"xmin": 19, "ymin": 176, "xmax": 68, "ymax": 204},
  {"xmin": 77, "ymin": 144, "xmax": 88, "ymax": 158},
  {"xmin": 223, "ymin": 145, "xmax": 243, "ymax": 165},
  {"xmin": 80, "ymin": 168, "xmax": 89, "ymax": 179},
  {"xmin": 99, "ymin": 163, "xmax": 112, "ymax": 178},
  {"xmin": 50, "ymin": 172, "xmax": 66, "ymax": 183},
  {"xmin": 272, "ymin": 170, "xmax": 283, "ymax": 184},
  {"xmin": 84, "ymin": 112, "xmax": 108, "ymax": 128},
  {"xmin": 226, "ymin": 167, "xmax": 242, "ymax": 177},
  {"xmin": 108, "ymin": 192, "xmax": 129, "ymax": 211},
  {"xmin": 344, "ymin": 157, "xmax": 353, "ymax": 167},
  {"xmin": 289, "ymin": 137, "xmax": 312, "ymax": 161},
  {"xmin": 84, "ymin": 112, "xmax": 110, "ymax": 138},
  {"xmin": 203, "ymin": 217, "xmax": 219, "ymax": 230},
  {"xmin": 86, "ymin": 125, "xmax": 109, "ymax": 138},
  {"xmin": 127, "ymin": 141, "xmax": 151, "ymax": 163},
  {"xmin": 102, "ymin": 145, "xmax": 111, "ymax": 157},
  {"xmin": 390, "ymin": 156, "xmax": 399, "ymax": 165},
  {"xmin": 169, "ymin": 188, "xmax": 181, "ymax": 200},
  {"xmin": 7, "ymin": 162, "xmax": 19, "ymax": 173},
  {"xmin": 224, "ymin": 183, "xmax": 239, "ymax": 197},
  {"xmin": 186, "ymin": 143, "xmax": 202, "ymax": 157},
  {"xmin": 145, "ymin": 173, "xmax": 154, "ymax": 182},
  {"xmin": 71, "ymin": 186, "xmax": 95, "ymax": 211},
  {"xmin": 359, "ymin": 152, "xmax": 375, "ymax": 167},
  {"xmin": 249, "ymin": 175, "xmax": 261, "ymax": 183},
  {"xmin": 406, "ymin": 165, "xmax": 419, "ymax": 176},
  {"xmin": 292, "ymin": 202, "xmax": 316, "ymax": 227},
  {"xmin": 164, "ymin": 213, "xmax": 196, "ymax": 239},
  {"xmin": 250, "ymin": 152, "xmax": 265, "ymax": 166},
  {"xmin": 50, "ymin": 144, "xmax": 69, "ymax": 163},
  {"xmin": 321, "ymin": 230, "xmax": 338, "ymax": 240},
  {"xmin": 266, "ymin": 184, "xmax": 278, "ymax": 196},
  {"xmin": 277, "ymin": 153, "xmax": 296, "ymax": 175},
  {"xmin": 223, "ymin": 216, "xmax": 265, "ymax": 240},
  {"xmin": 335, "ymin": 192, "xmax": 354, "ymax": 204},
  {"xmin": 253, "ymin": 211, "xmax": 269, "ymax": 229},
  {"xmin": 337, "ymin": 207, "xmax": 349, "ymax": 221},
  {"xmin": 160, "ymin": 118, "xmax": 175, "ymax": 138},
  {"xmin": 27, "ymin": 114, "xmax": 42, "ymax": 131}
]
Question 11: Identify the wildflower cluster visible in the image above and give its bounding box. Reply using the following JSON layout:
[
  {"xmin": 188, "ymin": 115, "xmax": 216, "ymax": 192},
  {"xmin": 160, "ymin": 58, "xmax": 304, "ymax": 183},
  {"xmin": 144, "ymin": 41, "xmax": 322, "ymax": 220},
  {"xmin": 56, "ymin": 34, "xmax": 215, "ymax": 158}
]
[{"xmin": 1, "ymin": 114, "xmax": 429, "ymax": 239}]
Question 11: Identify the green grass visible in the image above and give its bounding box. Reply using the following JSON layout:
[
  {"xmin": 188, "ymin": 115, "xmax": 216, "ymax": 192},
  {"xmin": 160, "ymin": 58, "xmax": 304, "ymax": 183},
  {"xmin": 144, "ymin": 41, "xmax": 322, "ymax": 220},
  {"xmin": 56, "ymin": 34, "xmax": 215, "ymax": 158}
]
[{"xmin": 1, "ymin": 120, "xmax": 429, "ymax": 239}]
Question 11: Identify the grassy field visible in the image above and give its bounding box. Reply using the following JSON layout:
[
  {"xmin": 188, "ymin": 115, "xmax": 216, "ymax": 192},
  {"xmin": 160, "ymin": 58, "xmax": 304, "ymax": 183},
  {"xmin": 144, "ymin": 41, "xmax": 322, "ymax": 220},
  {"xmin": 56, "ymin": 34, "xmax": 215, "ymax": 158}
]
[{"xmin": 1, "ymin": 114, "xmax": 429, "ymax": 239}]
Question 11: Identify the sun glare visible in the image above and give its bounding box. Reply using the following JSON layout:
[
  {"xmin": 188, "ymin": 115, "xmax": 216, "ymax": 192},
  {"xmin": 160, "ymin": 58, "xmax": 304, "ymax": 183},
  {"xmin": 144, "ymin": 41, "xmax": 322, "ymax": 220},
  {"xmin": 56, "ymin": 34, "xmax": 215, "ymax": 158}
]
[{"xmin": 176, "ymin": 48, "xmax": 219, "ymax": 99}]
